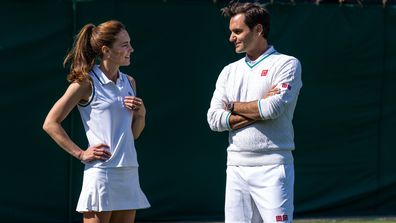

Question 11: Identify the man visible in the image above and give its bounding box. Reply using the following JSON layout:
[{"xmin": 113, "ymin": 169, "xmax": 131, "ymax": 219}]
[{"xmin": 207, "ymin": 2, "xmax": 302, "ymax": 223}]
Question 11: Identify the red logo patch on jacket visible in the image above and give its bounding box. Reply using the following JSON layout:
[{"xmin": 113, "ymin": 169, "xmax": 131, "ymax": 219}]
[
  {"xmin": 276, "ymin": 215, "xmax": 283, "ymax": 222},
  {"xmin": 275, "ymin": 214, "xmax": 289, "ymax": 222},
  {"xmin": 282, "ymin": 83, "xmax": 292, "ymax": 90},
  {"xmin": 261, "ymin": 69, "xmax": 268, "ymax": 76}
]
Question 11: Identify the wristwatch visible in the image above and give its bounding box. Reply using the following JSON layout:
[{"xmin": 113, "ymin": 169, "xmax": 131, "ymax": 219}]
[{"xmin": 227, "ymin": 102, "xmax": 234, "ymax": 112}]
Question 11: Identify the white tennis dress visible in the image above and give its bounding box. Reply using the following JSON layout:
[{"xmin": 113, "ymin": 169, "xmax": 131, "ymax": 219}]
[{"xmin": 76, "ymin": 65, "xmax": 150, "ymax": 212}]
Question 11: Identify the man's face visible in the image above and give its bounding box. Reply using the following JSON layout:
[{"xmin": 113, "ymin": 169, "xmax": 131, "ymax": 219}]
[{"xmin": 228, "ymin": 14, "xmax": 256, "ymax": 54}]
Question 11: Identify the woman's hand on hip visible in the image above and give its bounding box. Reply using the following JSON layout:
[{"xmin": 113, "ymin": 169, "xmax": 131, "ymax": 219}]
[{"xmin": 80, "ymin": 143, "xmax": 111, "ymax": 162}]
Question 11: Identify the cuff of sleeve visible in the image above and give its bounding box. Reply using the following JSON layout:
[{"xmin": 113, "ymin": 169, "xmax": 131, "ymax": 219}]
[
  {"xmin": 258, "ymin": 99, "xmax": 265, "ymax": 120},
  {"xmin": 225, "ymin": 111, "xmax": 232, "ymax": 130}
]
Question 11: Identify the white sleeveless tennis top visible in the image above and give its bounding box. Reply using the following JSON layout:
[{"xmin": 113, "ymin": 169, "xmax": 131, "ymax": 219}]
[{"xmin": 78, "ymin": 65, "xmax": 138, "ymax": 168}]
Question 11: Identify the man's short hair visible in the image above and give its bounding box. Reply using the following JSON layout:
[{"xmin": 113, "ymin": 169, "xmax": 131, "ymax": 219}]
[{"xmin": 221, "ymin": 2, "xmax": 270, "ymax": 39}]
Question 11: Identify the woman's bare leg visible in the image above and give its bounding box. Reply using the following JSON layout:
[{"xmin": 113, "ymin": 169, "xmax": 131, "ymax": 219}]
[
  {"xmin": 109, "ymin": 210, "xmax": 136, "ymax": 223},
  {"xmin": 83, "ymin": 211, "xmax": 112, "ymax": 223}
]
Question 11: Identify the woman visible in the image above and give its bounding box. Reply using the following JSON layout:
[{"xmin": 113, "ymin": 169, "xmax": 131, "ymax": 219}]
[{"xmin": 43, "ymin": 20, "xmax": 150, "ymax": 223}]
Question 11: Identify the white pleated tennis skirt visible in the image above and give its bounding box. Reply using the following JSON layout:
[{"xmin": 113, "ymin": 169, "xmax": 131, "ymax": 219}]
[{"xmin": 76, "ymin": 166, "xmax": 150, "ymax": 212}]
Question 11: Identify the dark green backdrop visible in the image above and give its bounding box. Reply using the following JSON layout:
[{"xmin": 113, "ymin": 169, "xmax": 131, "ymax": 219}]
[{"xmin": 1, "ymin": 0, "xmax": 395, "ymax": 222}]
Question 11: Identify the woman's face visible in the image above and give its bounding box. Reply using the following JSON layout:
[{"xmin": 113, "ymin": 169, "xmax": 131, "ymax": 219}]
[{"xmin": 106, "ymin": 29, "xmax": 134, "ymax": 66}]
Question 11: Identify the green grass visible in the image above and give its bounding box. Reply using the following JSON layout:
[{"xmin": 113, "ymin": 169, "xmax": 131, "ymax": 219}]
[
  {"xmin": 294, "ymin": 221, "xmax": 395, "ymax": 223},
  {"xmin": 139, "ymin": 218, "xmax": 396, "ymax": 223},
  {"xmin": 294, "ymin": 218, "xmax": 396, "ymax": 223}
]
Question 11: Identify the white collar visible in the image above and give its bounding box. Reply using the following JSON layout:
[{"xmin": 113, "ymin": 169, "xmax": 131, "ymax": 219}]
[
  {"xmin": 92, "ymin": 65, "xmax": 124, "ymax": 85},
  {"xmin": 245, "ymin": 45, "xmax": 276, "ymax": 67}
]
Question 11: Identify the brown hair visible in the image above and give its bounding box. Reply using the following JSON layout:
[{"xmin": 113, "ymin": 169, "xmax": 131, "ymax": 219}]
[
  {"xmin": 221, "ymin": 2, "xmax": 270, "ymax": 39},
  {"xmin": 63, "ymin": 20, "xmax": 126, "ymax": 82}
]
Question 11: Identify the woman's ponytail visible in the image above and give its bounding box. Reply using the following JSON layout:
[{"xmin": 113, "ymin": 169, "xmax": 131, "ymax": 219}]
[{"xmin": 64, "ymin": 24, "xmax": 97, "ymax": 83}]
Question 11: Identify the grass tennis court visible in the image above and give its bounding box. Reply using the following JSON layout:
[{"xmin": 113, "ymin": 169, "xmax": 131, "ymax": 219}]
[
  {"xmin": 139, "ymin": 219, "xmax": 396, "ymax": 223},
  {"xmin": 294, "ymin": 218, "xmax": 396, "ymax": 223}
]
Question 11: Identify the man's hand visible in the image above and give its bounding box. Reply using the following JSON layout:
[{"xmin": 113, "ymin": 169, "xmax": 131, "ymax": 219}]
[
  {"xmin": 228, "ymin": 86, "xmax": 280, "ymax": 130},
  {"xmin": 263, "ymin": 85, "xmax": 280, "ymax": 99}
]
